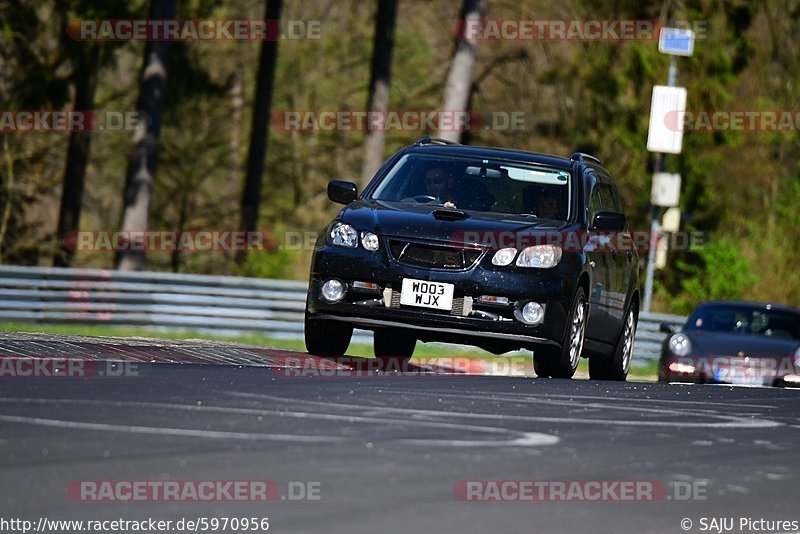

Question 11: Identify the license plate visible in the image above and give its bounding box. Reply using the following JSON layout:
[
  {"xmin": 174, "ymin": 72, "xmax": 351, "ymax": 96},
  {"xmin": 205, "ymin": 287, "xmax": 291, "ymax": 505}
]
[
  {"xmin": 713, "ymin": 367, "xmax": 766, "ymax": 386},
  {"xmin": 400, "ymin": 278, "xmax": 454, "ymax": 311}
]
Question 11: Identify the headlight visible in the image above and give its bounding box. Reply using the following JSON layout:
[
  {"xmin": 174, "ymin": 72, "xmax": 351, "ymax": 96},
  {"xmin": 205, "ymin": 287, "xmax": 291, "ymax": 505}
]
[
  {"xmin": 491, "ymin": 247, "xmax": 518, "ymax": 266},
  {"xmin": 330, "ymin": 222, "xmax": 358, "ymax": 248},
  {"xmin": 515, "ymin": 245, "xmax": 562, "ymax": 268},
  {"xmin": 669, "ymin": 333, "xmax": 692, "ymax": 357},
  {"xmin": 361, "ymin": 232, "xmax": 379, "ymax": 251}
]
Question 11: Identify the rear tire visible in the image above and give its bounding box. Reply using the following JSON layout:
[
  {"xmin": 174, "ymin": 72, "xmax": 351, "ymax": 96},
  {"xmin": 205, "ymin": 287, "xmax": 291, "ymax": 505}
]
[
  {"xmin": 533, "ymin": 288, "xmax": 587, "ymax": 379},
  {"xmin": 304, "ymin": 315, "xmax": 352, "ymax": 356},
  {"xmin": 589, "ymin": 304, "xmax": 637, "ymax": 381}
]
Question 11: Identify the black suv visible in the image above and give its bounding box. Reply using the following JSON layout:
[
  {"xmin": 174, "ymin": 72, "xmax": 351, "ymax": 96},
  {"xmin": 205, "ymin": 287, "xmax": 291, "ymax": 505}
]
[{"xmin": 305, "ymin": 138, "xmax": 640, "ymax": 380}]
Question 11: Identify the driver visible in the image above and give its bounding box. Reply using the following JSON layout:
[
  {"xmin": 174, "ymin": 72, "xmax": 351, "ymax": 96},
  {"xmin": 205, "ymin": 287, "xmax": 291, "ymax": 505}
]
[{"xmin": 424, "ymin": 165, "xmax": 458, "ymax": 204}]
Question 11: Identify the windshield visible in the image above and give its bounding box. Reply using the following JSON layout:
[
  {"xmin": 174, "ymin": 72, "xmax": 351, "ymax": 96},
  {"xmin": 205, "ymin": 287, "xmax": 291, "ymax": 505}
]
[
  {"xmin": 684, "ymin": 304, "xmax": 800, "ymax": 341},
  {"xmin": 369, "ymin": 153, "xmax": 573, "ymax": 220}
]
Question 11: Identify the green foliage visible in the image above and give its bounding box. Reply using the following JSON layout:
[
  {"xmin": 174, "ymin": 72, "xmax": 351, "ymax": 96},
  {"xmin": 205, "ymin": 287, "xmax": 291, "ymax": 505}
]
[
  {"xmin": 663, "ymin": 237, "xmax": 757, "ymax": 314},
  {"xmin": 233, "ymin": 225, "xmax": 299, "ymax": 280},
  {"xmin": 233, "ymin": 248, "xmax": 297, "ymax": 279}
]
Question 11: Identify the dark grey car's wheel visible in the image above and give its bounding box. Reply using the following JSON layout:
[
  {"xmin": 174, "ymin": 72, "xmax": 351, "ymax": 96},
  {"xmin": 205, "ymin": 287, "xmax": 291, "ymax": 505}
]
[
  {"xmin": 589, "ymin": 304, "xmax": 637, "ymax": 381},
  {"xmin": 534, "ymin": 288, "xmax": 587, "ymax": 379},
  {"xmin": 304, "ymin": 315, "xmax": 352, "ymax": 356}
]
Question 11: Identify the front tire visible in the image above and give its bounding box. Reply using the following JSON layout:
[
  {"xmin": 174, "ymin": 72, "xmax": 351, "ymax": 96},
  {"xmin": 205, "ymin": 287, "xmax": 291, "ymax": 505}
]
[
  {"xmin": 534, "ymin": 288, "xmax": 587, "ymax": 379},
  {"xmin": 589, "ymin": 304, "xmax": 637, "ymax": 381},
  {"xmin": 304, "ymin": 315, "xmax": 352, "ymax": 356}
]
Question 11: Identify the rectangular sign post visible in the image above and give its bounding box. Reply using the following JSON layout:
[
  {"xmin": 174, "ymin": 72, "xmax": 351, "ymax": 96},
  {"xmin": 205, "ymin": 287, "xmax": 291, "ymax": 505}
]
[
  {"xmin": 651, "ymin": 172, "xmax": 682, "ymax": 207},
  {"xmin": 646, "ymin": 86, "xmax": 687, "ymax": 154},
  {"xmin": 643, "ymin": 26, "xmax": 694, "ymax": 313},
  {"xmin": 658, "ymin": 27, "xmax": 695, "ymax": 56}
]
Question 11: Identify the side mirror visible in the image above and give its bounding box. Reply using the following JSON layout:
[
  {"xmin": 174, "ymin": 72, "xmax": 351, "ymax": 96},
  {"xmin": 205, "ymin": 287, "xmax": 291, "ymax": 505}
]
[
  {"xmin": 659, "ymin": 321, "xmax": 682, "ymax": 334},
  {"xmin": 591, "ymin": 211, "xmax": 626, "ymax": 231},
  {"xmin": 327, "ymin": 180, "xmax": 358, "ymax": 205}
]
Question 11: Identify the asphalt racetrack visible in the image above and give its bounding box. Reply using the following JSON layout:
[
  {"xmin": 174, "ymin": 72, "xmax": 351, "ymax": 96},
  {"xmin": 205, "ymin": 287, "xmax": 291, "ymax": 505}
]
[{"xmin": 1, "ymin": 332, "xmax": 799, "ymax": 534}]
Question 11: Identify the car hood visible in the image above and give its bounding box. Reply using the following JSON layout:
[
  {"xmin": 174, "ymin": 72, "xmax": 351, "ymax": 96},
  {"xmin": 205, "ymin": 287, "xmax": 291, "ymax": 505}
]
[
  {"xmin": 339, "ymin": 200, "xmax": 574, "ymax": 247},
  {"xmin": 684, "ymin": 331, "xmax": 800, "ymax": 357}
]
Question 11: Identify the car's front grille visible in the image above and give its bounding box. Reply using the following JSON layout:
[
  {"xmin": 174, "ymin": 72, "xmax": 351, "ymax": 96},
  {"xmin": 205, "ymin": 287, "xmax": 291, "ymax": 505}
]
[{"xmin": 388, "ymin": 240, "xmax": 483, "ymax": 270}]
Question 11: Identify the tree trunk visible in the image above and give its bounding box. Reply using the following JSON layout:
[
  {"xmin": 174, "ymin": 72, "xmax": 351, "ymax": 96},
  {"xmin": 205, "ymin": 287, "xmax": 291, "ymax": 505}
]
[
  {"xmin": 54, "ymin": 45, "xmax": 99, "ymax": 267},
  {"xmin": 359, "ymin": 0, "xmax": 398, "ymax": 189},
  {"xmin": 237, "ymin": 0, "xmax": 283, "ymax": 265},
  {"xmin": 437, "ymin": 0, "xmax": 486, "ymax": 143},
  {"xmin": 115, "ymin": 0, "xmax": 175, "ymax": 271}
]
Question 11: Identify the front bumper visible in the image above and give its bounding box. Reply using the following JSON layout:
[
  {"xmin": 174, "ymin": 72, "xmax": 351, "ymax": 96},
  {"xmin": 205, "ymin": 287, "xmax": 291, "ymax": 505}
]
[
  {"xmin": 306, "ymin": 244, "xmax": 579, "ymax": 352},
  {"xmin": 659, "ymin": 354, "xmax": 800, "ymax": 387}
]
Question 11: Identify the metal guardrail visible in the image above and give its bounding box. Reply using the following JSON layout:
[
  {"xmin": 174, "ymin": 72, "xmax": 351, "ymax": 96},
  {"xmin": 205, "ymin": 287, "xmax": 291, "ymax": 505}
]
[{"xmin": 0, "ymin": 265, "xmax": 684, "ymax": 363}]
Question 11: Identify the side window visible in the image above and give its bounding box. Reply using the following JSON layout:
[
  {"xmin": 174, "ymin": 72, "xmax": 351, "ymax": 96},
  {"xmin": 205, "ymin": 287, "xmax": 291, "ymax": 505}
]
[
  {"xmin": 600, "ymin": 183, "xmax": 622, "ymax": 213},
  {"xmin": 588, "ymin": 185, "xmax": 604, "ymax": 223}
]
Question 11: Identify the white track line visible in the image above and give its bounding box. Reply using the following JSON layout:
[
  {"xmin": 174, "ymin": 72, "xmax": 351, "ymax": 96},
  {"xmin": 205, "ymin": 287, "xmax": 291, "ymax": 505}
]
[
  {"xmin": 228, "ymin": 391, "xmax": 783, "ymax": 429},
  {"xmin": 0, "ymin": 397, "xmax": 559, "ymax": 448}
]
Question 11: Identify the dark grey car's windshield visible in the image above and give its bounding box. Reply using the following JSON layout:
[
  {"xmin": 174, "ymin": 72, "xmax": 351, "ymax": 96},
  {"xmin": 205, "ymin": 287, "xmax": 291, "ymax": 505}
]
[
  {"xmin": 685, "ymin": 304, "xmax": 800, "ymax": 340},
  {"xmin": 369, "ymin": 154, "xmax": 573, "ymax": 220}
]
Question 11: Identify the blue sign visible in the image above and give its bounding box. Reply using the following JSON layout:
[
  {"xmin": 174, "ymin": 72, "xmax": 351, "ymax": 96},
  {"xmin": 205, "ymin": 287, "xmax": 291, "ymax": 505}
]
[{"xmin": 658, "ymin": 27, "xmax": 694, "ymax": 56}]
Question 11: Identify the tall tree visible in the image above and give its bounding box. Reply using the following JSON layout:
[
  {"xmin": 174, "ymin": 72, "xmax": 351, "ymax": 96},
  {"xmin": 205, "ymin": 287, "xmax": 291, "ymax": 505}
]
[
  {"xmin": 54, "ymin": 0, "xmax": 136, "ymax": 267},
  {"xmin": 437, "ymin": 0, "xmax": 486, "ymax": 143},
  {"xmin": 359, "ymin": 0, "xmax": 398, "ymax": 188},
  {"xmin": 116, "ymin": 0, "xmax": 176, "ymax": 271},
  {"xmin": 53, "ymin": 44, "xmax": 99, "ymax": 267},
  {"xmin": 237, "ymin": 0, "xmax": 283, "ymax": 265}
]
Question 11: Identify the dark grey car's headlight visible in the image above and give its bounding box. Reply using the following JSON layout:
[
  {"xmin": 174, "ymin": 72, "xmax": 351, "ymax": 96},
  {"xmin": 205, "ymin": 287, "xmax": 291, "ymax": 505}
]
[
  {"xmin": 668, "ymin": 333, "xmax": 692, "ymax": 357},
  {"xmin": 330, "ymin": 222, "xmax": 358, "ymax": 248}
]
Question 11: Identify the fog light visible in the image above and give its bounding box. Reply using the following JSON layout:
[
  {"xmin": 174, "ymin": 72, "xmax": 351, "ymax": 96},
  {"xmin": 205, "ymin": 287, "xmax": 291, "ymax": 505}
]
[
  {"xmin": 321, "ymin": 279, "xmax": 346, "ymax": 303},
  {"xmin": 517, "ymin": 301, "xmax": 544, "ymax": 325}
]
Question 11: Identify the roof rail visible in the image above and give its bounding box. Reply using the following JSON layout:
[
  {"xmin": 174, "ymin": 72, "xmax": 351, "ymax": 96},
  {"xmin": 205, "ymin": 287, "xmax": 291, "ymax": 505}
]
[
  {"xmin": 415, "ymin": 136, "xmax": 460, "ymax": 146},
  {"xmin": 570, "ymin": 152, "xmax": 602, "ymax": 165}
]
